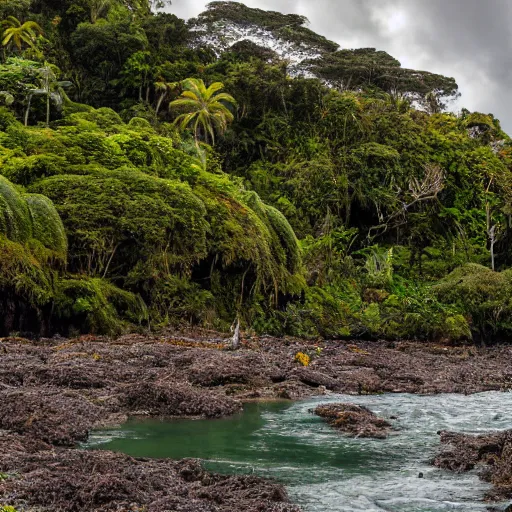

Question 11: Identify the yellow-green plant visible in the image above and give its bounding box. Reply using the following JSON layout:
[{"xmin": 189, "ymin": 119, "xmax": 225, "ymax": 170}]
[{"xmin": 1, "ymin": 16, "xmax": 43, "ymax": 52}]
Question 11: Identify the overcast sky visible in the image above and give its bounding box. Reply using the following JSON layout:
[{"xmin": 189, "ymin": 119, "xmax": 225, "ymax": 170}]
[{"xmin": 167, "ymin": 0, "xmax": 511, "ymax": 133}]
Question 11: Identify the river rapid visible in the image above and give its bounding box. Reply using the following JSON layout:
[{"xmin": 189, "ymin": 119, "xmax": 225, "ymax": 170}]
[{"xmin": 87, "ymin": 392, "xmax": 512, "ymax": 512}]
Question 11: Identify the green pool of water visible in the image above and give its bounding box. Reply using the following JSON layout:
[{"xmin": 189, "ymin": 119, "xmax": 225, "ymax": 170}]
[{"xmin": 87, "ymin": 393, "xmax": 511, "ymax": 511}]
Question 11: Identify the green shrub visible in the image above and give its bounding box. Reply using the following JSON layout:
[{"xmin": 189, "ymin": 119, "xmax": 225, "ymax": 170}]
[
  {"xmin": 25, "ymin": 194, "xmax": 68, "ymax": 260},
  {"xmin": 1, "ymin": 154, "xmax": 67, "ymax": 186},
  {"xmin": 72, "ymin": 132, "xmax": 129, "ymax": 168},
  {"xmin": 62, "ymin": 100, "xmax": 94, "ymax": 116},
  {"xmin": 362, "ymin": 303, "xmax": 382, "ymax": 335},
  {"xmin": 0, "ymin": 235, "xmax": 53, "ymax": 306},
  {"xmin": 378, "ymin": 276, "xmax": 462, "ymax": 340},
  {"xmin": 31, "ymin": 170, "xmax": 208, "ymax": 277},
  {"xmin": 144, "ymin": 275, "xmax": 214, "ymax": 326},
  {"xmin": 0, "ymin": 106, "xmax": 19, "ymax": 131},
  {"xmin": 109, "ymin": 133, "xmax": 155, "ymax": 168},
  {"xmin": 440, "ymin": 314, "xmax": 472, "ymax": 342},
  {"xmin": 66, "ymin": 107, "xmax": 123, "ymax": 130},
  {"xmin": 0, "ymin": 175, "xmax": 67, "ymax": 333},
  {"xmin": 195, "ymin": 174, "xmax": 303, "ymax": 300},
  {"xmin": 0, "ymin": 175, "xmax": 67, "ymax": 259},
  {"xmin": 434, "ymin": 264, "xmax": 512, "ymax": 340},
  {"xmin": 127, "ymin": 116, "xmax": 153, "ymax": 131},
  {"xmin": 285, "ymin": 284, "xmax": 359, "ymax": 339},
  {"xmin": 275, "ymin": 272, "xmax": 469, "ymax": 341},
  {"xmin": 54, "ymin": 277, "xmax": 148, "ymax": 335},
  {"xmin": 2, "ymin": 124, "xmax": 37, "ymax": 152},
  {"xmin": 0, "ymin": 175, "xmax": 31, "ymax": 243}
]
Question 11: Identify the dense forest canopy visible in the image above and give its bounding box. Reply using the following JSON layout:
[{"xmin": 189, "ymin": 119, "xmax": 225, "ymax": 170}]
[
  {"xmin": 190, "ymin": 1, "xmax": 339, "ymax": 62},
  {"xmin": 0, "ymin": 0, "xmax": 511, "ymax": 343},
  {"xmin": 307, "ymin": 48, "xmax": 460, "ymax": 112}
]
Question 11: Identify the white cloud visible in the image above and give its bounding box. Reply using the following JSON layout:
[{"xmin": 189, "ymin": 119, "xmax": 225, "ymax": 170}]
[{"xmin": 166, "ymin": 0, "xmax": 512, "ymax": 132}]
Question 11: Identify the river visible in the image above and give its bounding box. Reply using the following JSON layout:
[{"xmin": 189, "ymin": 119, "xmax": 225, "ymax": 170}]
[{"xmin": 86, "ymin": 392, "xmax": 511, "ymax": 511}]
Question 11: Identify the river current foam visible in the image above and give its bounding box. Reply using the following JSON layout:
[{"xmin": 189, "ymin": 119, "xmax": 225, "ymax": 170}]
[{"xmin": 87, "ymin": 392, "xmax": 512, "ymax": 511}]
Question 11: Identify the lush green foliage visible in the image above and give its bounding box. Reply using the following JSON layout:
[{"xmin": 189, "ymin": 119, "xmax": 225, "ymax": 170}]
[
  {"xmin": 1, "ymin": 16, "xmax": 43, "ymax": 53},
  {"xmin": 54, "ymin": 276, "xmax": 148, "ymax": 334},
  {"xmin": 307, "ymin": 48, "xmax": 459, "ymax": 111},
  {"xmin": 434, "ymin": 264, "xmax": 512, "ymax": 341},
  {"xmin": 170, "ymin": 78, "xmax": 236, "ymax": 145},
  {"xmin": 0, "ymin": 0, "xmax": 511, "ymax": 342},
  {"xmin": 0, "ymin": 506, "xmax": 18, "ymax": 512},
  {"xmin": 0, "ymin": 105, "xmax": 301, "ymax": 333}
]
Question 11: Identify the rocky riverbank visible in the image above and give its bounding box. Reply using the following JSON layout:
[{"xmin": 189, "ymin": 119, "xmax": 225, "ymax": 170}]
[
  {"xmin": 433, "ymin": 429, "xmax": 512, "ymax": 503},
  {"xmin": 2, "ymin": 332, "xmax": 512, "ymax": 510}
]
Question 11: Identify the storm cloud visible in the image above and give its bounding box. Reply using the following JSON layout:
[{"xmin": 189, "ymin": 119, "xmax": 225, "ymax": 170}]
[{"xmin": 167, "ymin": 0, "xmax": 512, "ymax": 133}]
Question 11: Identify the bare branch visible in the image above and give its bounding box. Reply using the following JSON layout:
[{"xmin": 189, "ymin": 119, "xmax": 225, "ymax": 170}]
[{"xmin": 368, "ymin": 163, "xmax": 445, "ymax": 240}]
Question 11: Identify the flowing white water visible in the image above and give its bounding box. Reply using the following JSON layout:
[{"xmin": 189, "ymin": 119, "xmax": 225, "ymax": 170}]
[{"xmin": 88, "ymin": 392, "xmax": 512, "ymax": 511}]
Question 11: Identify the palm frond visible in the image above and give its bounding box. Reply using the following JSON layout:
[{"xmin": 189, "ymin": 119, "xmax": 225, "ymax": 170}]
[
  {"xmin": 180, "ymin": 90, "xmax": 200, "ymax": 101},
  {"xmin": 182, "ymin": 78, "xmax": 206, "ymax": 99},
  {"xmin": 170, "ymin": 98, "xmax": 200, "ymax": 110},
  {"xmin": 21, "ymin": 21, "xmax": 43, "ymax": 34},
  {"xmin": 171, "ymin": 77, "xmax": 236, "ymax": 145},
  {"xmin": 174, "ymin": 112, "xmax": 198, "ymax": 131},
  {"xmin": 2, "ymin": 33, "xmax": 13, "ymax": 46},
  {"xmin": 1, "ymin": 16, "xmax": 21, "ymax": 28},
  {"xmin": 211, "ymin": 92, "xmax": 237, "ymax": 106},
  {"xmin": 205, "ymin": 82, "xmax": 225, "ymax": 99}
]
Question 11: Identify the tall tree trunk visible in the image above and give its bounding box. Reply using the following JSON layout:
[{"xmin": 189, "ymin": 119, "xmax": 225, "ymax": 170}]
[
  {"xmin": 489, "ymin": 224, "xmax": 496, "ymax": 271},
  {"xmin": 155, "ymin": 93, "xmax": 164, "ymax": 115},
  {"xmin": 24, "ymin": 95, "xmax": 32, "ymax": 126},
  {"xmin": 46, "ymin": 92, "xmax": 50, "ymax": 127}
]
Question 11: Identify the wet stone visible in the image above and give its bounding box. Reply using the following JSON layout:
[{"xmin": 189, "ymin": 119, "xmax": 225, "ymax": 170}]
[{"xmin": 313, "ymin": 403, "xmax": 393, "ymax": 439}]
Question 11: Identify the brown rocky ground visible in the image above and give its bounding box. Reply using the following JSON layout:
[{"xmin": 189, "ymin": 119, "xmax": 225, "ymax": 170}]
[
  {"xmin": 433, "ymin": 429, "xmax": 512, "ymax": 502},
  {"xmin": 313, "ymin": 403, "xmax": 393, "ymax": 439},
  {"xmin": 0, "ymin": 434, "xmax": 298, "ymax": 511},
  {"xmin": 2, "ymin": 331, "xmax": 512, "ymax": 510}
]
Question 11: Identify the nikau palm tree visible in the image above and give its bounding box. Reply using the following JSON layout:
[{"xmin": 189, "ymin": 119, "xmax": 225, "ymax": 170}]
[
  {"xmin": 1, "ymin": 17, "xmax": 43, "ymax": 52},
  {"xmin": 170, "ymin": 78, "xmax": 236, "ymax": 145},
  {"xmin": 25, "ymin": 65, "xmax": 72, "ymax": 127}
]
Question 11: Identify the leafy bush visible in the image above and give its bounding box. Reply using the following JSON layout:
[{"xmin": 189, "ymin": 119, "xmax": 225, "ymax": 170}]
[
  {"xmin": 54, "ymin": 277, "xmax": 147, "ymax": 335},
  {"xmin": 0, "ymin": 110, "xmax": 303, "ymax": 330},
  {"xmin": 434, "ymin": 264, "xmax": 512, "ymax": 340},
  {"xmin": 0, "ymin": 175, "xmax": 67, "ymax": 259},
  {"xmin": 0, "ymin": 106, "xmax": 18, "ymax": 131},
  {"xmin": 285, "ymin": 284, "xmax": 358, "ymax": 339},
  {"xmin": 1, "ymin": 154, "xmax": 67, "ymax": 186},
  {"xmin": 66, "ymin": 108, "xmax": 123, "ymax": 131},
  {"xmin": 0, "ymin": 235, "xmax": 53, "ymax": 307},
  {"xmin": 143, "ymin": 275, "xmax": 214, "ymax": 326}
]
